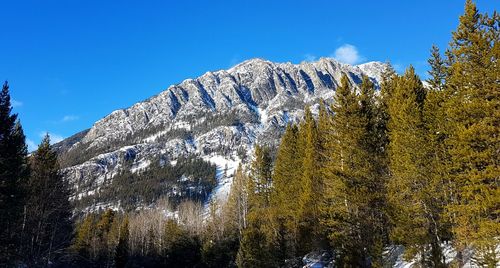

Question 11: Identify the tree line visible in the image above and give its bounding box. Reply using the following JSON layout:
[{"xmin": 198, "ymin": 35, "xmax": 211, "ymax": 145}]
[{"xmin": 74, "ymin": 155, "xmax": 217, "ymax": 212}]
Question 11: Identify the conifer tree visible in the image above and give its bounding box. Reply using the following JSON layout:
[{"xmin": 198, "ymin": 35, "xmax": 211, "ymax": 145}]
[
  {"xmin": 0, "ymin": 81, "xmax": 29, "ymax": 264},
  {"xmin": 386, "ymin": 67, "xmax": 448, "ymax": 266},
  {"xmin": 299, "ymin": 106, "xmax": 324, "ymax": 249},
  {"xmin": 114, "ymin": 216, "xmax": 129, "ymax": 268},
  {"xmin": 270, "ymin": 124, "xmax": 303, "ymax": 260},
  {"xmin": 443, "ymin": 0, "xmax": 499, "ymax": 265},
  {"xmin": 322, "ymin": 74, "xmax": 359, "ymax": 266},
  {"xmin": 226, "ymin": 165, "xmax": 249, "ymax": 235},
  {"xmin": 71, "ymin": 213, "xmax": 95, "ymax": 263},
  {"xmin": 23, "ymin": 134, "xmax": 73, "ymax": 265},
  {"xmin": 425, "ymin": 45, "xmax": 454, "ymax": 251},
  {"xmin": 248, "ymin": 145, "xmax": 273, "ymax": 209},
  {"xmin": 237, "ymin": 145, "xmax": 276, "ymax": 267},
  {"xmin": 427, "ymin": 45, "xmax": 448, "ymax": 91},
  {"xmin": 322, "ymin": 74, "xmax": 387, "ymax": 267}
]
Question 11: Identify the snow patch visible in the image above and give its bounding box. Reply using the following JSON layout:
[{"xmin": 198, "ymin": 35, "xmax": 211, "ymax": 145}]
[
  {"xmin": 143, "ymin": 130, "xmax": 169, "ymax": 142},
  {"xmin": 201, "ymin": 155, "xmax": 241, "ymax": 215},
  {"xmin": 130, "ymin": 159, "xmax": 151, "ymax": 173}
]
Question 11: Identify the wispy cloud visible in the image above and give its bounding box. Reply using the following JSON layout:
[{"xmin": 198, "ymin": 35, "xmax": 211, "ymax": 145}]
[
  {"xmin": 332, "ymin": 44, "xmax": 365, "ymax": 65},
  {"xmin": 62, "ymin": 115, "xmax": 79, "ymax": 122},
  {"xmin": 39, "ymin": 132, "xmax": 64, "ymax": 144},
  {"xmin": 11, "ymin": 99, "xmax": 23, "ymax": 108}
]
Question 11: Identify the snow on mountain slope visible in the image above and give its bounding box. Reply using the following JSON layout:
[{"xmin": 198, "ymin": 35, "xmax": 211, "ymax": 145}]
[{"xmin": 58, "ymin": 57, "xmax": 388, "ymax": 211}]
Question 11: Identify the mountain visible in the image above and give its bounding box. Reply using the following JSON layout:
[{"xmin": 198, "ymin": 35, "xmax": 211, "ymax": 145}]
[{"xmin": 57, "ymin": 57, "xmax": 387, "ymax": 212}]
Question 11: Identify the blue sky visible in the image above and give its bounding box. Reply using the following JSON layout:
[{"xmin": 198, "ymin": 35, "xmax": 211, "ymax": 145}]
[{"xmin": 1, "ymin": 0, "xmax": 497, "ymax": 151}]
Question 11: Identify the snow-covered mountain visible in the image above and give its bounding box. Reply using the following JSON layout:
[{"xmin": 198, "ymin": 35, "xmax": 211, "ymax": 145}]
[{"xmin": 57, "ymin": 57, "xmax": 387, "ymax": 211}]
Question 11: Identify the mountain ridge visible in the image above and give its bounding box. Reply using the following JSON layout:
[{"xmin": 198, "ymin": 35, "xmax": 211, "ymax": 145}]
[{"xmin": 57, "ymin": 57, "xmax": 388, "ymax": 211}]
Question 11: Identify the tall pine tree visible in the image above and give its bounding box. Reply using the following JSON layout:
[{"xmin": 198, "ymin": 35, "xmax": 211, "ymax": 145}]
[
  {"xmin": 23, "ymin": 135, "xmax": 73, "ymax": 266},
  {"xmin": 387, "ymin": 66, "xmax": 448, "ymax": 266},
  {"xmin": 0, "ymin": 81, "xmax": 29, "ymax": 264},
  {"xmin": 237, "ymin": 145, "xmax": 276, "ymax": 267},
  {"xmin": 444, "ymin": 0, "xmax": 499, "ymax": 265},
  {"xmin": 322, "ymin": 74, "xmax": 387, "ymax": 267},
  {"xmin": 271, "ymin": 124, "xmax": 303, "ymax": 261}
]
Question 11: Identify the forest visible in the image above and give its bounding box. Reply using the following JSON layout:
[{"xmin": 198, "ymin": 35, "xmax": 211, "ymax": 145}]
[{"xmin": 0, "ymin": 1, "xmax": 498, "ymax": 267}]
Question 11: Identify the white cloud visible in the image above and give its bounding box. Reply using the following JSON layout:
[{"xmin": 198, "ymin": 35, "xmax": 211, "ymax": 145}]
[
  {"xmin": 303, "ymin": 54, "xmax": 317, "ymax": 62},
  {"xmin": 62, "ymin": 115, "xmax": 79, "ymax": 122},
  {"xmin": 26, "ymin": 138, "xmax": 37, "ymax": 152},
  {"xmin": 333, "ymin": 44, "xmax": 365, "ymax": 65},
  {"xmin": 11, "ymin": 99, "xmax": 23, "ymax": 108},
  {"xmin": 39, "ymin": 132, "xmax": 64, "ymax": 144}
]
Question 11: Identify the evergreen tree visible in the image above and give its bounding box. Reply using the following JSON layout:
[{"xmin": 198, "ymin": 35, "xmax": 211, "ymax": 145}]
[
  {"xmin": 237, "ymin": 145, "xmax": 276, "ymax": 267},
  {"xmin": 427, "ymin": 45, "xmax": 448, "ymax": 91},
  {"xmin": 0, "ymin": 81, "xmax": 29, "ymax": 264},
  {"xmin": 23, "ymin": 134, "xmax": 73, "ymax": 265},
  {"xmin": 71, "ymin": 213, "xmax": 95, "ymax": 263},
  {"xmin": 321, "ymin": 74, "xmax": 387, "ymax": 267},
  {"xmin": 322, "ymin": 74, "xmax": 360, "ymax": 266},
  {"xmin": 425, "ymin": 44, "xmax": 454, "ymax": 253},
  {"xmin": 299, "ymin": 106, "xmax": 325, "ymax": 250},
  {"xmin": 270, "ymin": 124, "xmax": 303, "ymax": 261},
  {"xmin": 114, "ymin": 216, "xmax": 129, "ymax": 268},
  {"xmin": 444, "ymin": 0, "xmax": 500, "ymax": 265},
  {"xmin": 387, "ymin": 67, "xmax": 448, "ymax": 266},
  {"xmin": 248, "ymin": 145, "xmax": 273, "ymax": 209},
  {"xmin": 226, "ymin": 164, "xmax": 249, "ymax": 235}
]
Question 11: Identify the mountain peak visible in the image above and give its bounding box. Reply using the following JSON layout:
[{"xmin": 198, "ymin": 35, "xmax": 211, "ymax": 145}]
[{"xmin": 60, "ymin": 56, "xmax": 388, "ymax": 212}]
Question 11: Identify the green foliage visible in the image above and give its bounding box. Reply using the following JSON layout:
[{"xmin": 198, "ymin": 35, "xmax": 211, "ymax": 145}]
[
  {"xmin": 443, "ymin": 0, "xmax": 500, "ymax": 264},
  {"xmin": 320, "ymin": 74, "xmax": 390, "ymax": 267},
  {"xmin": 269, "ymin": 124, "xmax": 304, "ymax": 260},
  {"xmin": 386, "ymin": 67, "xmax": 448, "ymax": 266},
  {"xmin": 160, "ymin": 219, "xmax": 202, "ymax": 268},
  {"xmin": 21, "ymin": 135, "xmax": 74, "ymax": 265},
  {"xmin": 0, "ymin": 81, "xmax": 29, "ymax": 264}
]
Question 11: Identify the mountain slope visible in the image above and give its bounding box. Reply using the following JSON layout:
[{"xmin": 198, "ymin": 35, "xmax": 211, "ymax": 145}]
[{"xmin": 58, "ymin": 57, "xmax": 387, "ymax": 211}]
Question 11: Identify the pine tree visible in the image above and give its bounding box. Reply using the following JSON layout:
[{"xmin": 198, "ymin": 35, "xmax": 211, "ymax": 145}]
[
  {"xmin": 23, "ymin": 134, "xmax": 73, "ymax": 265},
  {"xmin": 237, "ymin": 145, "xmax": 277, "ymax": 267},
  {"xmin": 270, "ymin": 124, "xmax": 303, "ymax": 260},
  {"xmin": 298, "ymin": 106, "xmax": 325, "ymax": 250},
  {"xmin": 321, "ymin": 74, "xmax": 387, "ymax": 267},
  {"xmin": 322, "ymin": 74, "xmax": 359, "ymax": 266},
  {"xmin": 444, "ymin": 0, "xmax": 500, "ymax": 265},
  {"xmin": 115, "ymin": 216, "xmax": 129, "ymax": 268},
  {"xmin": 0, "ymin": 81, "xmax": 29, "ymax": 264},
  {"xmin": 248, "ymin": 145, "xmax": 273, "ymax": 209},
  {"xmin": 386, "ymin": 66, "xmax": 449, "ymax": 266},
  {"xmin": 425, "ymin": 44, "xmax": 454, "ymax": 251},
  {"xmin": 72, "ymin": 213, "xmax": 95, "ymax": 263},
  {"xmin": 427, "ymin": 45, "xmax": 447, "ymax": 91},
  {"xmin": 226, "ymin": 165, "xmax": 249, "ymax": 235}
]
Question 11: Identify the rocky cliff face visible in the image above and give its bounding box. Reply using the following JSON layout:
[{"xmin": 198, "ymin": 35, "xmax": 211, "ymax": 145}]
[{"xmin": 58, "ymin": 58, "xmax": 387, "ymax": 211}]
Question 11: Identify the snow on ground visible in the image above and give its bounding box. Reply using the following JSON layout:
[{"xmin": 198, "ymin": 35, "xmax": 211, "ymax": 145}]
[
  {"xmin": 384, "ymin": 243, "xmax": 499, "ymax": 268},
  {"xmin": 143, "ymin": 130, "xmax": 169, "ymax": 142},
  {"xmin": 173, "ymin": 120, "xmax": 191, "ymax": 130},
  {"xmin": 258, "ymin": 106, "xmax": 269, "ymax": 126},
  {"xmin": 201, "ymin": 154, "xmax": 241, "ymax": 216},
  {"xmin": 130, "ymin": 159, "xmax": 151, "ymax": 173}
]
